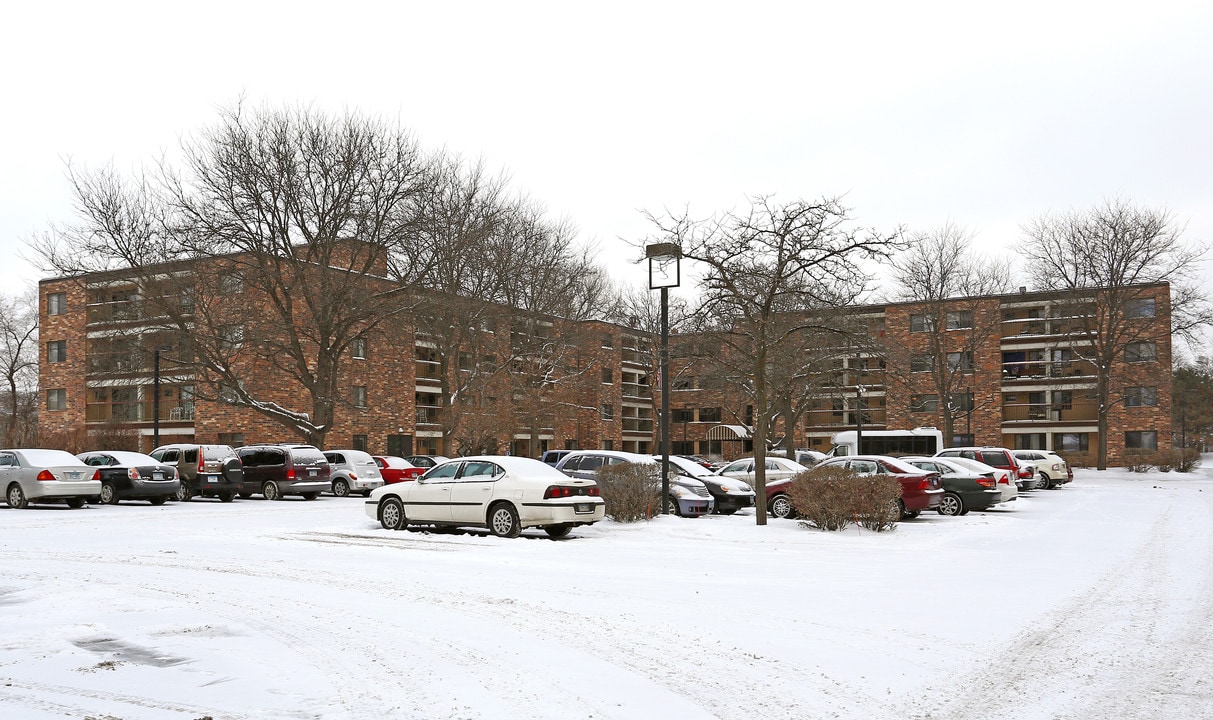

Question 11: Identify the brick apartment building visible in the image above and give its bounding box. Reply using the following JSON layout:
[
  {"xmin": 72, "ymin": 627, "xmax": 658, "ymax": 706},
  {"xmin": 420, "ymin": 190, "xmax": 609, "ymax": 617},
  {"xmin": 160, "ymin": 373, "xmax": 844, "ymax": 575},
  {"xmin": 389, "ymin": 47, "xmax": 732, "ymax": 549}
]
[{"xmin": 38, "ymin": 266, "xmax": 1172, "ymax": 466}]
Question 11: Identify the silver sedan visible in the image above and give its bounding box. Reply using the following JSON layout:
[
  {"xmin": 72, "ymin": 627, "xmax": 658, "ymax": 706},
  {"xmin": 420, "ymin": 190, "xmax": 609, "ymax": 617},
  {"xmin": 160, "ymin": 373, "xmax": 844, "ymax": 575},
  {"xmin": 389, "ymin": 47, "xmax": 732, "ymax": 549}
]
[{"xmin": 2, "ymin": 449, "xmax": 102, "ymax": 509}]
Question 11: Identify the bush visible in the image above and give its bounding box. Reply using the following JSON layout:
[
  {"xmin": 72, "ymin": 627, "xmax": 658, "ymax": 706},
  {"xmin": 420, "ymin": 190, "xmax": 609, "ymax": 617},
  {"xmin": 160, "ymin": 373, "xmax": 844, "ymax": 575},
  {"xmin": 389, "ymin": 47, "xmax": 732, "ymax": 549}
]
[
  {"xmin": 1155, "ymin": 448, "xmax": 1202, "ymax": 473},
  {"xmin": 596, "ymin": 463, "xmax": 661, "ymax": 523},
  {"xmin": 1060, "ymin": 451, "xmax": 1094, "ymax": 469},
  {"xmin": 787, "ymin": 467, "xmax": 902, "ymax": 532},
  {"xmin": 1123, "ymin": 448, "xmax": 1155, "ymax": 473}
]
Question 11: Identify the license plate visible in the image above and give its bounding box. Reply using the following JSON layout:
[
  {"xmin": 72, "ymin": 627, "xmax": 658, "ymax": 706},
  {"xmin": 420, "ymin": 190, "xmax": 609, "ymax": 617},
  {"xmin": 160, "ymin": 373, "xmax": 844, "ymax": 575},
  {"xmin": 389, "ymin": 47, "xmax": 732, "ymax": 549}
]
[
  {"xmin": 574, "ymin": 503, "xmax": 593, "ymax": 513},
  {"xmin": 308, "ymin": 469, "xmax": 317, "ymax": 477},
  {"xmin": 66, "ymin": 472, "xmax": 82, "ymax": 480},
  {"xmin": 152, "ymin": 472, "xmax": 164, "ymax": 481}
]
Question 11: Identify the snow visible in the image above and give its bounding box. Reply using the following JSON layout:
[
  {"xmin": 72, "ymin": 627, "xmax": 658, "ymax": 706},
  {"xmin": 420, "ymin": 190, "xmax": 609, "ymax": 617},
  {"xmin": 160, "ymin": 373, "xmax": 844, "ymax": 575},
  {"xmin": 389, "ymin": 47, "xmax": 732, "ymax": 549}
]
[{"xmin": 3, "ymin": 464, "xmax": 1213, "ymax": 719}]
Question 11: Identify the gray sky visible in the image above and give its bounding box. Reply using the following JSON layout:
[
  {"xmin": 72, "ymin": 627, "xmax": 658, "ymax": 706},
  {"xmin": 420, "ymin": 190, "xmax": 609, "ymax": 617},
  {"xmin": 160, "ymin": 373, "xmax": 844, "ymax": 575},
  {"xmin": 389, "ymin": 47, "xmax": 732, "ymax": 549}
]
[{"xmin": 4, "ymin": 1, "xmax": 1212, "ymax": 295}]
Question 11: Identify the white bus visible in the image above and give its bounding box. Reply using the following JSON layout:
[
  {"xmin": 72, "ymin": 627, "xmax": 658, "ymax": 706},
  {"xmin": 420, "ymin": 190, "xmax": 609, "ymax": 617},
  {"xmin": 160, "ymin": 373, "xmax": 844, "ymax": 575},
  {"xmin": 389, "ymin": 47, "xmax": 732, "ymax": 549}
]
[{"xmin": 826, "ymin": 427, "xmax": 944, "ymax": 458}]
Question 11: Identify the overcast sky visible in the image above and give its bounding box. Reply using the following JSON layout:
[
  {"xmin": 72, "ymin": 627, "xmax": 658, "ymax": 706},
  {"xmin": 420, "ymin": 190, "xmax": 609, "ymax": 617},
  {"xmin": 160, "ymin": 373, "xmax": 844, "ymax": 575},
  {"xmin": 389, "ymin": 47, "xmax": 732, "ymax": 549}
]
[{"xmin": 4, "ymin": 1, "xmax": 1212, "ymax": 297}]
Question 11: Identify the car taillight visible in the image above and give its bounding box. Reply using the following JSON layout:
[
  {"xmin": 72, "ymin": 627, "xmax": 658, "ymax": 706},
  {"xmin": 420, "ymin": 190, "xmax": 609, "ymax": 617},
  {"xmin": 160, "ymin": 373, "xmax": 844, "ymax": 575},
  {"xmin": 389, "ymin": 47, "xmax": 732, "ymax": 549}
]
[
  {"xmin": 198, "ymin": 454, "xmax": 205, "ymax": 473},
  {"xmin": 128, "ymin": 468, "xmax": 141, "ymax": 480},
  {"xmin": 287, "ymin": 467, "xmax": 296, "ymax": 479},
  {"xmin": 1017, "ymin": 466, "xmax": 1033, "ymax": 478},
  {"xmin": 349, "ymin": 471, "xmax": 358, "ymax": 479},
  {"xmin": 977, "ymin": 474, "xmax": 996, "ymax": 488},
  {"xmin": 92, "ymin": 470, "xmax": 101, "ymax": 481},
  {"xmin": 999, "ymin": 474, "xmax": 1010, "ymax": 484},
  {"xmin": 544, "ymin": 485, "xmax": 600, "ymax": 499},
  {"xmin": 36, "ymin": 469, "xmax": 55, "ymax": 481}
]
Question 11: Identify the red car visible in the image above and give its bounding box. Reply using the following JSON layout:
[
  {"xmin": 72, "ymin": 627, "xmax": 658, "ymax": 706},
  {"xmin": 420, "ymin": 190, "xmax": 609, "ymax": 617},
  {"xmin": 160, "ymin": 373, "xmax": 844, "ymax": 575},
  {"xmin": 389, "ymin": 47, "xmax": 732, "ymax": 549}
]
[
  {"xmin": 812, "ymin": 455, "xmax": 944, "ymax": 519},
  {"xmin": 372, "ymin": 456, "xmax": 425, "ymax": 484}
]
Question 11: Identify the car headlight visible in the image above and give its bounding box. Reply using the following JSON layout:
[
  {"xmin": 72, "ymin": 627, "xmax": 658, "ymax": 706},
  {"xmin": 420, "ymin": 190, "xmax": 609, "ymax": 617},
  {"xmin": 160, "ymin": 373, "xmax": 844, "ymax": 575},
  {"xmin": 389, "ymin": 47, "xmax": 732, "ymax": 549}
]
[
  {"xmin": 671, "ymin": 486, "xmax": 691, "ymax": 498},
  {"xmin": 718, "ymin": 484, "xmax": 732, "ymax": 492}
]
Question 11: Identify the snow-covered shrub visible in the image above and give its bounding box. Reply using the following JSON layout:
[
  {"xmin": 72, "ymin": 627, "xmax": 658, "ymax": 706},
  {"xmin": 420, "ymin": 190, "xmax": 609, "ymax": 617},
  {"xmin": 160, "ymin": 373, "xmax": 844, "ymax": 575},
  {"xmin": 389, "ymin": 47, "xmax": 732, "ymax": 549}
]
[
  {"xmin": 1176, "ymin": 448, "xmax": 1202, "ymax": 473},
  {"xmin": 1060, "ymin": 451, "xmax": 1094, "ymax": 469},
  {"xmin": 788, "ymin": 467, "xmax": 901, "ymax": 532},
  {"xmin": 596, "ymin": 463, "xmax": 660, "ymax": 522}
]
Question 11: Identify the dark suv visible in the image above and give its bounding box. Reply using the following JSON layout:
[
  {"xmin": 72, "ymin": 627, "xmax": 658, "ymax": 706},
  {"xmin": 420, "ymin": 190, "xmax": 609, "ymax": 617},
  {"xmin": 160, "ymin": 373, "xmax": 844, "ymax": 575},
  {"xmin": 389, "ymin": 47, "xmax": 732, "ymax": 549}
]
[
  {"xmin": 149, "ymin": 443, "xmax": 244, "ymax": 502},
  {"xmin": 235, "ymin": 444, "xmax": 331, "ymax": 500}
]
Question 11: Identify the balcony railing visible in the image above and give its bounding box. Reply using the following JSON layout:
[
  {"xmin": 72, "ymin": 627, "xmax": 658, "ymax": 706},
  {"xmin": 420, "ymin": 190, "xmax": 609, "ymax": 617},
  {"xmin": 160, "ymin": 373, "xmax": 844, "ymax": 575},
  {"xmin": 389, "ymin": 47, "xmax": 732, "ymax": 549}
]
[
  {"xmin": 85, "ymin": 295, "xmax": 194, "ymax": 325},
  {"xmin": 622, "ymin": 418, "xmax": 654, "ymax": 434},
  {"xmin": 621, "ymin": 382, "xmax": 652, "ymax": 400},
  {"xmin": 415, "ymin": 406, "xmax": 442, "ymax": 426},
  {"xmin": 85, "ymin": 403, "xmax": 196, "ymax": 423},
  {"xmin": 1002, "ymin": 359, "xmax": 1097, "ymax": 380},
  {"xmin": 1002, "ymin": 402, "xmax": 1098, "ymax": 422},
  {"xmin": 804, "ymin": 408, "xmax": 888, "ymax": 427}
]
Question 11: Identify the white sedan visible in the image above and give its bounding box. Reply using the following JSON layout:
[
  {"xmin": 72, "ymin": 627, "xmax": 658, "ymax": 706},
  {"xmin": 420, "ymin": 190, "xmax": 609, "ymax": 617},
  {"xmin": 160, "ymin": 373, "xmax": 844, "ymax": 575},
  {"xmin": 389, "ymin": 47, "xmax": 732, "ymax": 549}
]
[
  {"xmin": 2, "ymin": 449, "xmax": 102, "ymax": 509},
  {"xmin": 365, "ymin": 455, "xmax": 606, "ymax": 538}
]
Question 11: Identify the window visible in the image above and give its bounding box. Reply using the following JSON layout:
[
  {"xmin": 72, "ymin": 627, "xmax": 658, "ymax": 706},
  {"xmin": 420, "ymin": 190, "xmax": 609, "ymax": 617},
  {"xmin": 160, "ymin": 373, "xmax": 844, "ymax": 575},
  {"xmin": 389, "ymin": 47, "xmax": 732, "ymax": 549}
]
[
  {"xmin": 671, "ymin": 408, "xmax": 694, "ymax": 423},
  {"xmin": 672, "ymin": 376, "xmax": 697, "ymax": 391},
  {"xmin": 353, "ymin": 386, "xmax": 367, "ymax": 408},
  {"xmin": 946, "ymin": 352, "xmax": 974, "ymax": 373},
  {"xmin": 910, "ymin": 354, "xmax": 934, "ymax": 373},
  {"xmin": 1124, "ymin": 386, "xmax": 1158, "ymax": 408},
  {"xmin": 910, "ymin": 394, "xmax": 939, "ymax": 412},
  {"xmin": 1125, "ymin": 297, "xmax": 1156, "ymax": 318},
  {"xmin": 699, "ymin": 407, "xmax": 722, "ymax": 423},
  {"xmin": 218, "ymin": 433, "xmax": 245, "ymax": 448},
  {"xmin": 946, "ymin": 310, "xmax": 973, "ymax": 330},
  {"xmin": 218, "ymin": 382, "xmax": 240, "ymax": 404},
  {"xmin": 600, "ymin": 440, "xmax": 614, "ymax": 451},
  {"xmin": 1055, "ymin": 433, "xmax": 1089, "ymax": 452},
  {"xmin": 910, "ymin": 314, "xmax": 935, "ymax": 333},
  {"xmin": 601, "ymin": 334, "xmax": 614, "ymax": 348},
  {"xmin": 602, "ymin": 368, "xmax": 613, "ymax": 384},
  {"xmin": 219, "ymin": 325, "xmax": 244, "ymax": 351},
  {"xmin": 46, "ymin": 388, "xmax": 66, "ymax": 411},
  {"xmin": 47, "ymin": 292, "xmax": 67, "ymax": 316},
  {"xmin": 459, "ymin": 352, "xmax": 473, "ymax": 370},
  {"xmin": 1125, "ymin": 431, "xmax": 1158, "ymax": 450},
  {"xmin": 949, "ymin": 391, "xmax": 974, "ymax": 412},
  {"xmin": 219, "ymin": 271, "xmax": 244, "ymax": 294},
  {"xmin": 352, "ymin": 337, "xmax": 367, "ymax": 359},
  {"xmin": 47, "ymin": 340, "xmax": 66, "ymax": 363},
  {"xmin": 1124, "ymin": 342, "xmax": 1157, "ymax": 363},
  {"xmin": 951, "ymin": 433, "xmax": 975, "ymax": 447},
  {"xmin": 600, "ymin": 404, "xmax": 614, "ymax": 421}
]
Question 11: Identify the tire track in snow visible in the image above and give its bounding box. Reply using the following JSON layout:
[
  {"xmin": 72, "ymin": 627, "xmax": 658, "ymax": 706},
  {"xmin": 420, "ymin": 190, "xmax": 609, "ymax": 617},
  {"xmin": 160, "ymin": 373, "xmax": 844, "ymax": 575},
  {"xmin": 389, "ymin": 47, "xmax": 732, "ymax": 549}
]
[{"xmin": 911, "ymin": 489, "xmax": 1213, "ymax": 720}]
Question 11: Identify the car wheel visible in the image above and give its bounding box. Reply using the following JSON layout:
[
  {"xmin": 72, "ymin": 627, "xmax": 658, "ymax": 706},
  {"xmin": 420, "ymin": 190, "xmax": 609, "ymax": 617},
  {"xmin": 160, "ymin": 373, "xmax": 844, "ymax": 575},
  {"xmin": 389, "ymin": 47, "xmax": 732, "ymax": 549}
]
[
  {"xmin": 1039, "ymin": 472, "xmax": 1054, "ymax": 490},
  {"xmin": 380, "ymin": 497, "xmax": 408, "ymax": 530},
  {"xmin": 301, "ymin": 492, "xmax": 318, "ymax": 501},
  {"xmin": 332, "ymin": 479, "xmax": 350, "ymax": 497},
  {"xmin": 99, "ymin": 482, "xmax": 119, "ymax": 505},
  {"xmin": 718, "ymin": 507, "xmax": 739, "ymax": 516},
  {"xmin": 219, "ymin": 493, "xmax": 236, "ymax": 503},
  {"xmin": 361, "ymin": 489, "xmax": 371, "ymax": 498},
  {"xmin": 65, "ymin": 497, "xmax": 86, "ymax": 509},
  {"xmin": 769, "ymin": 493, "xmax": 794, "ymax": 519},
  {"xmin": 262, "ymin": 481, "xmax": 282, "ymax": 501},
  {"xmin": 488, "ymin": 503, "xmax": 521, "ymax": 538},
  {"xmin": 238, "ymin": 492, "xmax": 253, "ymax": 499},
  {"xmin": 665, "ymin": 495, "xmax": 682, "ymax": 517},
  {"xmin": 544, "ymin": 524, "xmax": 572, "ymax": 539},
  {"xmin": 6, "ymin": 483, "xmax": 28, "ymax": 509},
  {"xmin": 149, "ymin": 496, "xmax": 167, "ymax": 506},
  {"xmin": 937, "ymin": 492, "xmax": 964, "ymax": 516},
  {"xmin": 175, "ymin": 486, "xmax": 192, "ymax": 502}
]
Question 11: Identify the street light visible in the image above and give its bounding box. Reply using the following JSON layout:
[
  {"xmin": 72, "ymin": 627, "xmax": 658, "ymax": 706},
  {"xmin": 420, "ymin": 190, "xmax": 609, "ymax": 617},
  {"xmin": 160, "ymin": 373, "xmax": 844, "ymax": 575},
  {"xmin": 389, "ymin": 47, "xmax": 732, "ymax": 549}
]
[{"xmin": 647, "ymin": 242, "xmax": 681, "ymax": 513}]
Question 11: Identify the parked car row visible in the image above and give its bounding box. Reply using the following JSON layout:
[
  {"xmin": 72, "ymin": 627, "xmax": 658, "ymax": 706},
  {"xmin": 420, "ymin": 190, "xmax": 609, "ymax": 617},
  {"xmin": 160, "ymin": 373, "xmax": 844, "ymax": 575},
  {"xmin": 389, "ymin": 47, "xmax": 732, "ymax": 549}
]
[{"xmin": 1, "ymin": 443, "xmax": 447, "ymax": 509}]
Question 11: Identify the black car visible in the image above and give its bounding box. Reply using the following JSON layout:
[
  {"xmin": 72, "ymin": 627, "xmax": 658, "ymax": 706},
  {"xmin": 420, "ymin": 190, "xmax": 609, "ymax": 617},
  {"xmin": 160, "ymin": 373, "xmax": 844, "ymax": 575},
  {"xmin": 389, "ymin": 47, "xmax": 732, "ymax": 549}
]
[
  {"xmin": 77, "ymin": 450, "xmax": 181, "ymax": 505},
  {"xmin": 661, "ymin": 455, "xmax": 757, "ymax": 515},
  {"xmin": 235, "ymin": 444, "xmax": 331, "ymax": 500},
  {"xmin": 902, "ymin": 457, "xmax": 1004, "ymax": 516}
]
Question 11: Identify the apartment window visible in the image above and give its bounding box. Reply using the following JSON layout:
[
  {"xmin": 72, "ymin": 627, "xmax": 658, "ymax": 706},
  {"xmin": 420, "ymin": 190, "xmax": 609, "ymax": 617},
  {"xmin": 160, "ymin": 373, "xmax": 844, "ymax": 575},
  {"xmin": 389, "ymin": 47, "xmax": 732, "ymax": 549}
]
[
  {"xmin": 949, "ymin": 391, "xmax": 975, "ymax": 412},
  {"xmin": 353, "ymin": 385, "xmax": 367, "ymax": 408},
  {"xmin": 219, "ymin": 325, "xmax": 244, "ymax": 351},
  {"xmin": 218, "ymin": 432, "xmax": 245, "ymax": 448},
  {"xmin": 699, "ymin": 407, "xmax": 722, "ymax": 423},
  {"xmin": 1124, "ymin": 386, "xmax": 1158, "ymax": 408},
  {"xmin": 47, "ymin": 292, "xmax": 67, "ymax": 316},
  {"xmin": 601, "ymin": 334, "xmax": 613, "ymax": 348},
  {"xmin": 1125, "ymin": 431, "xmax": 1158, "ymax": 450},
  {"xmin": 946, "ymin": 352, "xmax": 974, "ymax": 373},
  {"xmin": 672, "ymin": 376, "xmax": 698, "ymax": 391},
  {"xmin": 1125, "ymin": 297, "xmax": 1156, "ymax": 318},
  {"xmin": 952, "ymin": 433, "xmax": 975, "ymax": 447},
  {"xmin": 671, "ymin": 408, "xmax": 694, "ymax": 424},
  {"xmin": 910, "ymin": 394, "xmax": 939, "ymax": 412},
  {"xmin": 459, "ymin": 352, "xmax": 473, "ymax": 370},
  {"xmin": 47, "ymin": 340, "xmax": 67, "ymax": 363},
  {"xmin": 602, "ymin": 368, "xmax": 613, "ymax": 384},
  {"xmin": 946, "ymin": 310, "xmax": 973, "ymax": 330},
  {"xmin": 1124, "ymin": 342, "xmax": 1157, "ymax": 363},
  {"xmin": 600, "ymin": 439, "xmax": 614, "ymax": 451},
  {"xmin": 600, "ymin": 404, "xmax": 614, "ymax": 421},
  {"xmin": 910, "ymin": 314, "xmax": 935, "ymax": 333},
  {"xmin": 910, "ymin": 354, "xmax": 934, "ymax": 373},
  {"xmin": 46, "ymin": 388, "xmax": 66, "ymax": 411},
  {"xmin": 352, "ymin": 337, "xmax": 367, "ymax": 359},
  {"xmin": 1055, "ymin": 432, "xmax": 1089, "ymax": 452},
  {"xmin": 352, "ymin": 434, "xmax": 368, "ymax": 452},
  {"xmin": 219, "ymin": 271, "xmax": 244, "ymax": 294},
  {"xmin": 218, "ymin": 383, "xmax": 240, "ymax": 404}
]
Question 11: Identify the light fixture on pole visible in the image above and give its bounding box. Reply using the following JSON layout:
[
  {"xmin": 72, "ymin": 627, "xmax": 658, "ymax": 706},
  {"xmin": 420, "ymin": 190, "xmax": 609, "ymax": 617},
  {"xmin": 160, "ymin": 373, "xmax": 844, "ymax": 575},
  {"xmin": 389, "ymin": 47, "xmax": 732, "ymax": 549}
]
[{"xmin": 647, "ymin": 242, "xmax": 681, "ymax": 513}]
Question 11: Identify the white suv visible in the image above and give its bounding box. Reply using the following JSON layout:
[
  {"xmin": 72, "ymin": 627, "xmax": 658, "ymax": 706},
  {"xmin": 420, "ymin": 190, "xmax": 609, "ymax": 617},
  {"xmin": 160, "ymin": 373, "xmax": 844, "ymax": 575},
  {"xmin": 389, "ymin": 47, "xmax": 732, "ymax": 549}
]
[
  {"xmin": 323, "ymin": 449, "xmax": 386, "ymax": 497},
  {"xmin": 1011, "ymin": 450, "xmax": 1072, "ymax": 489}
]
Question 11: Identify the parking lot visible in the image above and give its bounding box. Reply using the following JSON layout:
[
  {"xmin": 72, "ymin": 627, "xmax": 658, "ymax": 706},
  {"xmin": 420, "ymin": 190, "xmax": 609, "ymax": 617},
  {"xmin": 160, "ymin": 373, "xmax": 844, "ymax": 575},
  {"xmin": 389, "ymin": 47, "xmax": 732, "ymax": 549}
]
[{"xmin": 3, "ymin": 467, "xmax": 1213, "ymax": 720}]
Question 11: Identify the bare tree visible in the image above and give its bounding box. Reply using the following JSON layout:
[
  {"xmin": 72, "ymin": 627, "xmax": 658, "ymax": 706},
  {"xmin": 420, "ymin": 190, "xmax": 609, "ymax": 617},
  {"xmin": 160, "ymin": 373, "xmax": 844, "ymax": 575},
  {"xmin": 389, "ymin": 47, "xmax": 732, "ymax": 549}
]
[
  {"xmin": 883, "ymin": 224, "xmax": 1012, "ymax": 443},
  {"xmin": 32, "ymin": 103, "xmax": 433, "ymax": 447},
  {"xmin": 0, "ymin": 289, "xmax": 40, "ymax": 446},
  {"xmin": 642, "ymin": 196, "xmax": 902, "ymax": 525},
  {"xmin": 1018, "ymin": 198, "xmax": 1211, "ymax": 468}
]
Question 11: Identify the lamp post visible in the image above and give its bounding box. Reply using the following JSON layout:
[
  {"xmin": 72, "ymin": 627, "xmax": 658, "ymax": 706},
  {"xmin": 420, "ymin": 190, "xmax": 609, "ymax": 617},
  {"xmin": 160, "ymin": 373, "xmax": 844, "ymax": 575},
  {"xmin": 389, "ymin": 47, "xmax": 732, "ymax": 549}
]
[
  {"xmin": 647, "ymin": 242, "xmax": 681, "ymax": 513},
  {"xmin": 153, "ymin": 348, "xmax": 162, "ymax": 449}
]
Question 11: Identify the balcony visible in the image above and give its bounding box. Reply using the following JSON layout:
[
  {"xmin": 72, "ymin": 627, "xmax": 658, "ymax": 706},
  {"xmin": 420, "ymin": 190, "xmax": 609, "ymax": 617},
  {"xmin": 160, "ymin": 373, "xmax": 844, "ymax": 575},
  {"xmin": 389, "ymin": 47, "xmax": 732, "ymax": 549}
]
[
  {"xmin": 622, "ymin": 418, "xmax": 654, "ymax": 434},
  {"xmin": 1002, "ymin": 402, "xmax": 1098, "ymax": 423},
  {"xmin": 804, "ymin": 407, "xmax": 888, "ymax": 428},
  {"xmin": 415, "ymin": 405, "xmax": 442, "ymax": 427},
  {"xmin": 85, "ymin": 402, "xmax": 196, "ymax": 423},
  {"xmin": 621, "ymin": 382, "xmax": 652, "ymax": 401},
  {"xmin": 1002, "ymin": 359, "xmax": 1097, "ymax": 381}
]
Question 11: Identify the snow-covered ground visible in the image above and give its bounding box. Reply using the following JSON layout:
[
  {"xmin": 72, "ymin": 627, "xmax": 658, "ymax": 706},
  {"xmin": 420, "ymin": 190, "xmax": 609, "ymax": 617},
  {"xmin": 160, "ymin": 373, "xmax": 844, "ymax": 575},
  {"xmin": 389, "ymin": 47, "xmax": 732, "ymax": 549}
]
[{"xmin": 3, "ymin": 465, "xmax": 1212, "ymax": 720}]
